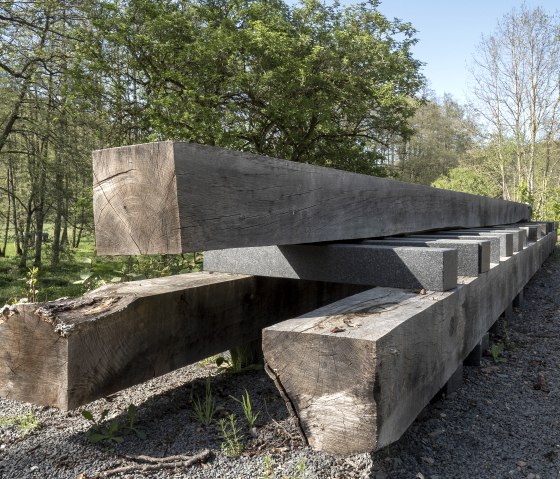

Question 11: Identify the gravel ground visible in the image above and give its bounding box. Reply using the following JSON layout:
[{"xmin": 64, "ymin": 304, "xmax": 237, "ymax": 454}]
[{"xmin": 1, "ymin": 247, "xmax": 560, "ymax": 479}]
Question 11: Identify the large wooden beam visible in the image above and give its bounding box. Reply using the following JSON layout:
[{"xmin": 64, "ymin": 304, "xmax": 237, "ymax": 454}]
[
  {"xmin": 0, "ymin": 273, "xmax": 365, "ymax": 410},
  {"xmin": 93, "ymin": 142, "xmax": 531, "ymax": 255},
  {"xmin": 262, "ymin": 232, "xmax": 556, "ymax": 455}
]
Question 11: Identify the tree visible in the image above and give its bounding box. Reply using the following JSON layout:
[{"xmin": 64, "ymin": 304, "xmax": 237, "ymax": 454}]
[
  {"xmin": 470, "ymin": 5, "xmax": 560, "ymax": 217},
  {"xmin": 78, "ymin": 0, "xmax": 425, "ymax": 174},
  {"xmin": 397, "ymin": 94, "xmax": 477, "ymax": 185}
]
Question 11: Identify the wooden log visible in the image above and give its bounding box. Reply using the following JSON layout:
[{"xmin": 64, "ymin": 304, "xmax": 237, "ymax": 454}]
[
  {"xmin": 262, "ymin": 232, "xmax": 556, "ymax": 455},
  {"xmin": 423, "ymin": 231, "xmax": 513, "ymax": 258},
  {"xmin": 204, "ymin": 244, "xmax": 458, "ymax": 291},
  {"xmin": 0, "ymin": 273, "xmax": 365, "ymax": 410},
  {"xmin": 92, "ymin": 141, "xmax": 531, "ymax": 255}
]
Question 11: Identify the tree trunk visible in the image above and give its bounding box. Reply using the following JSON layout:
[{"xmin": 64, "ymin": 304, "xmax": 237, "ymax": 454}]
[
  {"xmin": 1, "ymin": 168, "xmax": 10, "ymax": 257},
  {"xmin": 51, "ymin": 153, "xmax": 64, "ymax": 266},
  {"xmin": 9, "ymin": 160, "xmax": 22, "ymax": 256}
]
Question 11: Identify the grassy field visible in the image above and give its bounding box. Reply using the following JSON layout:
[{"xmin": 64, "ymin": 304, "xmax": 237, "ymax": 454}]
[{"xmin": 0, "ymin": 232, "xmax": 202, "ymax": 305}]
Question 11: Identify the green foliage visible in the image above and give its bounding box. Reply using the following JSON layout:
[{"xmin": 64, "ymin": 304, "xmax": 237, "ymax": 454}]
[
  {"xmin": 81, "ymin": 409, "xmax": 124, "ymax": 445},
  {"xmin": 432, "ymin": 166, "xmax": 500, "ymax": 198},
  {"xmin": 399, "ymin": 94, "xmax": 477, "ymax": 185},
  {"xmin": 79, "ymin": 0, "xmax": 424, "ymax": 174},
  {"xmin": 81, "ymin": 404, "xmax": 146, "ymax": 445},
  {"xmin": 218, "ymin": 413, "xmax": 244, "ymax": 457},
  {"xmin": 123, "ymin": 404, "xmax": 146, "ymax": 439},
  {"xmin": 191, "ymin": 379, "xmax": 217, "ymax": 427},
  {"xmin": 489, "ymin": 342, "xmax": 507, "ymax": 363},
  {"xmin": 25, "ymin": 267, "xmax": 39, "ymax": 303},
  {"xmin": 230, "ymin": 389, "xmax": 260, "ymax": 429},
  {"xmin": 261, "ymin": 456, "xmax": 308, "ymax": 479},
  {"xmin": 0, "ymin": 410, "xmax": 40, "ymax": 435}
]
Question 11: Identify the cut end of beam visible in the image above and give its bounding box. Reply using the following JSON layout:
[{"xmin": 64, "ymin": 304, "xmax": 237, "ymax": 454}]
[{"xmin": 93, "ymin": 141, "xmax": 181, "ymax": 255}]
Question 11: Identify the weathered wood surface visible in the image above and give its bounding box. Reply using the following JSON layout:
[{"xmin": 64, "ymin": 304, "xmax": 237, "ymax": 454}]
[
  {"xmin": 93, "ymin": 141, "xmax": 531, "ymax": 255},
  {"xmin": 262, "ymin": 232, "xmax": 556, "ymax": 455},
  {"xmin": 0, "ymin": 273, "xmax": 365, "ymax": 410},
  {"xmin": 204, "ymin": 244, "xmax": 458, "ymax": 291}
]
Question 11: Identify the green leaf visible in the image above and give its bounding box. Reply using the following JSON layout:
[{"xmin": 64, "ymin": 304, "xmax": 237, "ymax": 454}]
[
  {"xmin": 81, "ymin": 410, "xmax": 94, "ymax": 421},
  {"xmin": 88, "ymin": 433, "xmax": 107, "ymax": 443}
]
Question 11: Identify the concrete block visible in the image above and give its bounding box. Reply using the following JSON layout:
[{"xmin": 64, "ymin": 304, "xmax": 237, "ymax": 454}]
[
  {"xmin": 410, "ymin": 234, "xmax": 501, "ymax": 264},
  {"xmin": 434, "ymin": 230, "xmax": 513, "ymax": 258},
  {"xmin": 454, "ymin": 228, "xmax": 526, "ymax": 251},
  {"xmin": 204, "ymin": 243, "xmax": 458, "ymax": 291},
  {"xmin": 513, "ymin": 288, "xmax": 525, "ymax": 308},
  {"xmin": 363, "ymin": 238, "xmax": 490, "ymax": 276},
  {"xmin": 489, "ymin": 319, "xmax": 500, "ymax": 336},
  {"xmin": 464, "ymin": 341, "xmax": 483, "ymax": 366},
  {"xmin": 501, "ymin": 303, "xmax": 513, "ymax": 321}
]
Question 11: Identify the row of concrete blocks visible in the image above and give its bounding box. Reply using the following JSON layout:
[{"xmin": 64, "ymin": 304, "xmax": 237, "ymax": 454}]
[{"xmin": 204, "ymin": 221, "xmax": 556, "ymax": 292}]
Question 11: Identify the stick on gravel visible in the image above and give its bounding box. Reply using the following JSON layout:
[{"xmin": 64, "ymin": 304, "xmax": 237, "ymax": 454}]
[{"xmin": 97, "ymin": 449, "xmax": 212, "ymax": 477}]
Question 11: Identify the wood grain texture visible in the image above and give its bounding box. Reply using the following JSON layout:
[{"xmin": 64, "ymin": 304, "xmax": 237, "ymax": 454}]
[
  {"xmin": 93, "ymin": 141, "xmax": 531, "ymax": 254},
  {"xmin": 0, "ymin": 273, "xmax": 365, "ymax": 409},
  {"xmin": 262, "ymin": 232, "xmax": 556, "ymax": 455}
]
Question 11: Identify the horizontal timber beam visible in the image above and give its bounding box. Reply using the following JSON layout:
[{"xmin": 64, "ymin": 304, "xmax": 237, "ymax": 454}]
[
  {"xmin": 92, "ymin": 141, "xmax": 531, "ymax": 254},
  {"xmin": 204, "ymin": 244, "xmax": 458, "ymax": 291},
  {"xmin": 0, "ymin": 273, "xmax": 366, "ymax": 410},
  {"xmin": 262, "ymin": 232, "xmax": 556, "ymax": 455}
]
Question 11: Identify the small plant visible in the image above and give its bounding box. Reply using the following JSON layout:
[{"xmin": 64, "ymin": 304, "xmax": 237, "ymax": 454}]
[
  {"xmin": 230, "ymin": 389, "xmax": 260, "ymax": 429},
  {"xmin": 81, "ymin": 409, "xmax": 124, "ymax": 444},
  {"xmin": 262, "ymin": 455, "xmax": 275, "ymax": 479},
  {"xmin": 0, "ymin": 410, "xmax": 40, "ymax": 434},
  {"xmin": 191, "ymin": 378, "xmax": 217, "ymax": 426},
  {"xmin": 216, "ymin": 345, "xmax": 262, "ymax": 374},
  {"xmin": 26, "ymin": 267, "xmax": 39, "ymax": 302},
  {"xmin": 489, "ymin": 342, "xmax": 507, "ymax": 363},
  {"xmin": 215, "ymin": 354, "xmax": 243, "ymax": 373},
  {"xmin": 294, "ymin": 459, "xmax": 307, "ymax": 478},
  {"xmin": 218, "ymin": 413, "xmax": 244, "ymax": 457},
  {"xmin": 123, "ymin": 404, "xmax": 146, "ymax": 439}
]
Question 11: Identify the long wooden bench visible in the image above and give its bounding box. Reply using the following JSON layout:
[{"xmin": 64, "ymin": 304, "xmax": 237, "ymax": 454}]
[{"xmin": 1, "ymin": 141, "xmax": 554, "ymax": 456}]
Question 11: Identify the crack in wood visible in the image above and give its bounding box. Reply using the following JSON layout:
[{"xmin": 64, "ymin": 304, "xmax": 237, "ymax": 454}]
[{"xmin": 264, "ymin": 362, "xmax": 309, "ymax": 447}]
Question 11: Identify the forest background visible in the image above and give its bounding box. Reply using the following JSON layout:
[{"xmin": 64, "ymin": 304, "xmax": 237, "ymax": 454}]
[{"xmin": 1, "ymin": 0, "xmax": 559, "ymax": 303}]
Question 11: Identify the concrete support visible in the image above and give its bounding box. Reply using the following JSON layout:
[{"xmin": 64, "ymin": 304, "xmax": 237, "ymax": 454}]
[
  {"xmin": 513, "ymin": 288, "xmax": 525, "ymax": 308},
  {"xmin": 464, "ymin": 341, "xmax": 483, "ymax": 367},
  {"xmin": 436, "ymin": 230, "xmax": 514, "ymax": 256},
  {"xmin": 204, "ymin": 243, "xmax": 458, "ymax": 291},
  {"xmin": 410, "ymin": 234, "xmax": 501, "ymax": 264},
  {"xmin": 362, "ymin": 238, "xmax": 490, "ymax": 276}
]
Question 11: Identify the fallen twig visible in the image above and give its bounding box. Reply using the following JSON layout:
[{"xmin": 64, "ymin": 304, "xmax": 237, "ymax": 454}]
[{"xmin": 96, "ymin": 448, "xmax": 212, "ymax": 477}]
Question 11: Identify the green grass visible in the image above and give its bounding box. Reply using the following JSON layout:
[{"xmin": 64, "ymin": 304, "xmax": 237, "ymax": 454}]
[{"xmin": 0, "ymin": 232, "xmax": 203, "ymax": 305}]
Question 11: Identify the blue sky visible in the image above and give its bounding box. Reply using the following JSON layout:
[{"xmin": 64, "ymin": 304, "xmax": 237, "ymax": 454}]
[{"xmin": 372, "ymin": 0, "xmax": 560, "ymax": 104}]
